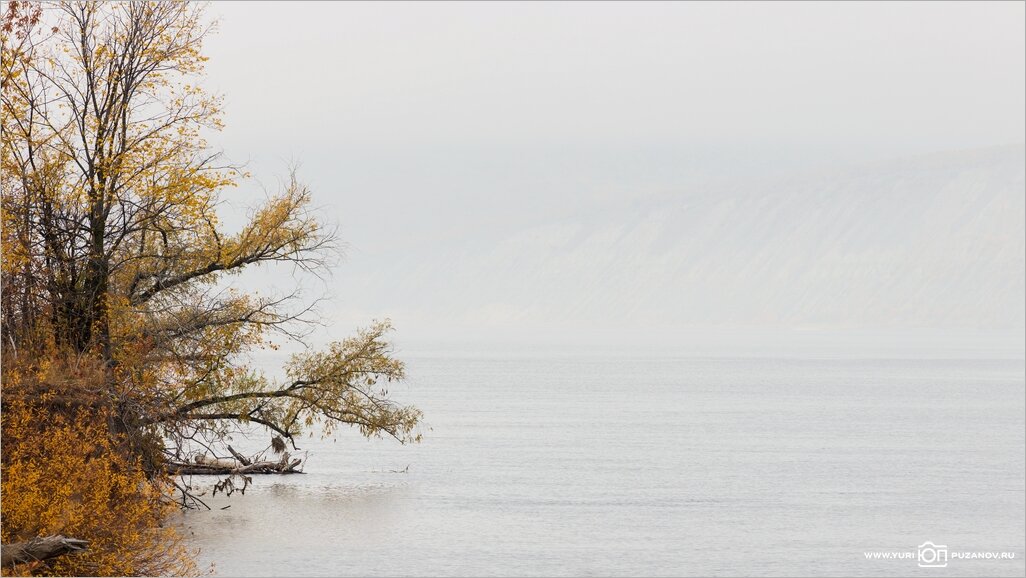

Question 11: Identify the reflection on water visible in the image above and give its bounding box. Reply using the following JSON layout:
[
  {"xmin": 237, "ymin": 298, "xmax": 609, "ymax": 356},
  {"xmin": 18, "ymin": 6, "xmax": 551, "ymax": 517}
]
[{"xmin": 179, "ymin": 355, "xmax": 1026, "ymax": 577}]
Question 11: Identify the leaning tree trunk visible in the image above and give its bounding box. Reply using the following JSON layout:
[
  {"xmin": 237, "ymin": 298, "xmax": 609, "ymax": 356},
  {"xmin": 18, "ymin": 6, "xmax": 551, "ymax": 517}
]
[{"xmin": 1, "ymin": 535, "xmax": 88, "ymax": 567}]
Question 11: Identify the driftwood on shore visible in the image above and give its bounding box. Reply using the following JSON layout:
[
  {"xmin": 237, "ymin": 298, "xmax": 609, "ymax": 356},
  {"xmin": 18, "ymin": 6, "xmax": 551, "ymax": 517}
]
[
  {"xmin": 167, "ymin": 446, "xmax": 304, "ymax": 475},
  {"xmin": 1, "ymin": 535, "xmax": 88, "ymax": 567}
]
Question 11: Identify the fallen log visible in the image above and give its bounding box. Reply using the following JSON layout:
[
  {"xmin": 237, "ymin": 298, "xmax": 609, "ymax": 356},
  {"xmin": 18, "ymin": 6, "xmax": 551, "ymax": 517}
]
[
  {"xmin": 167, "ymin": 455, "xmax": 303, "ymax": 475},
  {"xmin": 1, "ymin": 535, "xmax": 88, "ymax": 567}
]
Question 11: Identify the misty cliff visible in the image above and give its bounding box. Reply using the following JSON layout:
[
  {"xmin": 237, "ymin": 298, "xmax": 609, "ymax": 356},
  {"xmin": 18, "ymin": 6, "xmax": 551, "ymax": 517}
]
[{"xmin": 346, "ymin": 144, "xmax": 1025, "ymax": 337}]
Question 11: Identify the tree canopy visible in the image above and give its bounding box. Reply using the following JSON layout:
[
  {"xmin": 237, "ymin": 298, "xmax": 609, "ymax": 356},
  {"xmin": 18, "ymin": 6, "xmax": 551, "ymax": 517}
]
[{"xmin": 1, "ymin": 2, "xmax": 421, "ymax": 574}]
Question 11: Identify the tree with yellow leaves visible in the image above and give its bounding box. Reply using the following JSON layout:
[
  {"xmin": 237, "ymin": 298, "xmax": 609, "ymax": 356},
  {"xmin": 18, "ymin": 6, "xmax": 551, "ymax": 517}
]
[{"xmin": 1, "ymin": 2, "xmax": 421, "ymax": 574}]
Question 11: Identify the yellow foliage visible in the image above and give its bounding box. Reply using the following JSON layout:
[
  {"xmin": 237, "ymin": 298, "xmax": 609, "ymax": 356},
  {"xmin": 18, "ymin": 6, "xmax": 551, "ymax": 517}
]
[{"xmin": 1, "ymin": 358, "xmax": 198, "ymax": 577}]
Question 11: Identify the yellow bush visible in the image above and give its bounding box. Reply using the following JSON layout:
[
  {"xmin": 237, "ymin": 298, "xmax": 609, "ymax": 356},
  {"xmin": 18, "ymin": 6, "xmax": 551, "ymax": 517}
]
[{"xmin": 1, "ymin": 360, "xmax": 198, "ymax": 577}]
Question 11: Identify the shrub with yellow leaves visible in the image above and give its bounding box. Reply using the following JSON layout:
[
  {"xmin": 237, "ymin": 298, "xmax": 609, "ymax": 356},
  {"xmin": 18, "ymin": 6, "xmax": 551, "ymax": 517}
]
[{"xmin": 1, "ymin": 356, "xmax": 199, "ymax": 577}]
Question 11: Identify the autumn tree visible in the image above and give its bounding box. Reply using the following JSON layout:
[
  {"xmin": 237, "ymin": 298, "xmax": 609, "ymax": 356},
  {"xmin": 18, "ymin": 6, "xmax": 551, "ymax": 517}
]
[{"xmin": 2, "ymin": 1, "xmax": 421, "ymax": 573}]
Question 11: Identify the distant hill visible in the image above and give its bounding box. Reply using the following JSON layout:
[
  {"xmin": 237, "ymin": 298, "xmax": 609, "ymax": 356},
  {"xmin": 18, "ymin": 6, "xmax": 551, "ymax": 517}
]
[{"xmin": 343, "ymin": 144, "xmax": 1025, "ymax": 340}]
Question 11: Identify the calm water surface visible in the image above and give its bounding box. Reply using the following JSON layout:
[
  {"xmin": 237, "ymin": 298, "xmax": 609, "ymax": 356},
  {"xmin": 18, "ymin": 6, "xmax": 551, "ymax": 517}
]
[{"xmin": 179, "ymin": 353, "xmax": 1025, "ymax": 576}]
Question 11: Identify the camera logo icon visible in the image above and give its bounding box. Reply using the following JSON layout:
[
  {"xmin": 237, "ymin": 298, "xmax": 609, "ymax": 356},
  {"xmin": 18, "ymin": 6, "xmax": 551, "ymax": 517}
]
[{"xmin": 918, "ymin": 541, "xmax": 948, "ymax": 568}]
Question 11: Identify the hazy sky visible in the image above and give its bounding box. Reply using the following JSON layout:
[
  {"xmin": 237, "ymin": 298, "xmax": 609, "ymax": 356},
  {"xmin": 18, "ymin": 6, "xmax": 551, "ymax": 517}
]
[
  {"xmin": 206, "ymin": 2, "xmax": 1023, "ymax": 157},
  {"xmin": 199, "ymin": 2, "xmax": 1025, "ymax": 349}
]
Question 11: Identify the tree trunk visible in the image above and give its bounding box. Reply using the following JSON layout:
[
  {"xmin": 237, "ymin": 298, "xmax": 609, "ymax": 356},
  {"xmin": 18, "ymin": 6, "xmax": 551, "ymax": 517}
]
[{"xmin": 1, "ymin": 535, "xmax": 88, "ymax": 567}]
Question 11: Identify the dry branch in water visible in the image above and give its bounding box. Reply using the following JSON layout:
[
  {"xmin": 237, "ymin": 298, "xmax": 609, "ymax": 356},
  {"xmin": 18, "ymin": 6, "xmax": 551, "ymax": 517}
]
[{"xmin": 167, "ymin": 450, "xmax": 303, "ymax": 476}]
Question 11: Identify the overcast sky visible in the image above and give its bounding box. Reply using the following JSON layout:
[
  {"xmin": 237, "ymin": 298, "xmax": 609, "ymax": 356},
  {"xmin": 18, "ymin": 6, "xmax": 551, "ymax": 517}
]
[
  {"xmin": 200, "ymin": 2, "xmax": 1025, "ymax": 350},
  {"xmin": 206, "ymin": 1, "xmax": 1023, "ymax": 158}
]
